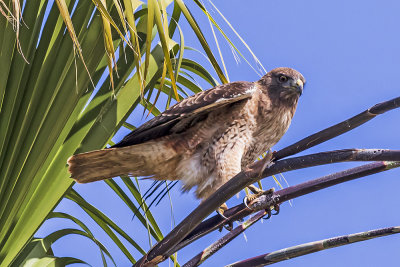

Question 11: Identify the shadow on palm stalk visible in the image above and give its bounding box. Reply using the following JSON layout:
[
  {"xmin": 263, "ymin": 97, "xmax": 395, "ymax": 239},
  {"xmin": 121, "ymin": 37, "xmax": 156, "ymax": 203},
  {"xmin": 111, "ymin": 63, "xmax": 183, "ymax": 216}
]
[{"xmin": 135, "ymin": 95, "xmax": 400, "ymax": 266}]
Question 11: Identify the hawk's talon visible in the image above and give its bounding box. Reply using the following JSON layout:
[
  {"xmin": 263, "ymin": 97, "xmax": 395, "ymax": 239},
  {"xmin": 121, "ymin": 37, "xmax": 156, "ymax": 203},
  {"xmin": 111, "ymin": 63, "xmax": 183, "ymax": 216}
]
[
  {"xmin": 272, "ymin": 204, "xmax": 280, "ymax": 215},
  {"xmin": 216, "ymin": 211, "xmax": 233, "ymax": 232},
  {"xmin": 222, "ymin": 222, "xmax": 233, "ymax": 231},
  {"xmin": 263, "ymin": 204, "xmax": 280, "ymax": 219},
  {"xmin": 243, "ymin": 188, "xmax": 277, "ymax": 218},
  {"xmin": 243, "ymin": 195, "xmax": 251, "ymax": 210},
  {"xmin": 216, "ymin": 208, "xmax": 229, "ymax": 220},
  {"xmin": 216, "ymin": 203, "xmax": 233, "ymax": 231},
  {"xmin": 264, "ymin": 208, "xmax": 272, "ymax": 220},
  {"xmin": 243, "ymin": 188, "xmax": 275, "ymax": 209}
]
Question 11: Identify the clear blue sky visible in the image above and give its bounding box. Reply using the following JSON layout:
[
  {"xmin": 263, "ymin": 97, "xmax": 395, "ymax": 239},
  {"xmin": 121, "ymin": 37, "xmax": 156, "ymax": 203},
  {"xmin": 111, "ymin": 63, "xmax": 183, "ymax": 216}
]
[{"xmin": 37, "ymin": 0, "xmax": 400, "ymax": 266}]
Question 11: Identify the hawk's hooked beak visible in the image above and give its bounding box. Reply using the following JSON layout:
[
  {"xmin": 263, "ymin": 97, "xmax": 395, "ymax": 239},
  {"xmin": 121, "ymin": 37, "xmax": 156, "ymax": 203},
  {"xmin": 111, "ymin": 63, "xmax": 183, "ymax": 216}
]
[{"xmin": 290, "ymin": 79, "xmax": 303, "ymax": 95}]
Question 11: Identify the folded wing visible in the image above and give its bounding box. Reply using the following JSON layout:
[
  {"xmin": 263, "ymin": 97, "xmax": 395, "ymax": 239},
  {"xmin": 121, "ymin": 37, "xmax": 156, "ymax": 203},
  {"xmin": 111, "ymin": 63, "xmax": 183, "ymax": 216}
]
[{"xmin": 113, "ymin": 81, "xmax": 256, "ymax": 147}]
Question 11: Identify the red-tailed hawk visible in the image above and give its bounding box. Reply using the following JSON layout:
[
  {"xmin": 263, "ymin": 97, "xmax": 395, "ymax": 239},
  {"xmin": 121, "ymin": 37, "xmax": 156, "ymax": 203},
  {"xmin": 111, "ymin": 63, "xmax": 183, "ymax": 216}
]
[{"xmin": 68, "ymin": 67, "xmax": 305, "ymax": 205}]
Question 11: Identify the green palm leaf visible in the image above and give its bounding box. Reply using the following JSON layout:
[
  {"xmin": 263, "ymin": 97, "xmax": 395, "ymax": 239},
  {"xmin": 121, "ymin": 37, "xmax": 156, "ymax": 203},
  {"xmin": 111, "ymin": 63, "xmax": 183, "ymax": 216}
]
[{"xmin": 0, "ymin": 0, "xmax": 258, "ymax": 264}]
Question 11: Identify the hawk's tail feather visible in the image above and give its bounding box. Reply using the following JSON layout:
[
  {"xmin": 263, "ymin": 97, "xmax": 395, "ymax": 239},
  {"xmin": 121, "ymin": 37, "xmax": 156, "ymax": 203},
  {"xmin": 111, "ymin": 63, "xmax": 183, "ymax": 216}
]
[{"xmin": 68, "ymin": 142, "xmax": 177, "ymax": 183}]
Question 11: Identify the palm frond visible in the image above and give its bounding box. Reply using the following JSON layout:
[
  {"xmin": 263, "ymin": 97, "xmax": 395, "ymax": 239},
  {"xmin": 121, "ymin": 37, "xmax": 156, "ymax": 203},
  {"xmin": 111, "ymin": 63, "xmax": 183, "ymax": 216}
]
[{"xmin": 0, "ymin": 0, "xmax": 261, "ymax": 264}]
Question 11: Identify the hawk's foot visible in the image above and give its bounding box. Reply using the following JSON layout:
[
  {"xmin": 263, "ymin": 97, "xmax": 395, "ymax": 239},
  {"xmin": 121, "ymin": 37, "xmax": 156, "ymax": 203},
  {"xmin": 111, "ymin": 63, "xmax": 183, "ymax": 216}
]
[
  {"xmin": 247, "ymin": 184, "xmax": 263, "ymax": 194},
  {"xmin": 216, "ymin": 203, "xmax": 233, "ymax": 231},
  {"xmin": 243, "ymin": 188, "xmax": 280, "ymax": 219},
  {"xmin": 216, "ymin": 203, "xmax": 228, "ymax": 219},
  {"xmin": 262, "ymin": 203, "xmax": 280, "ymax": 219},
  {"xmin": 244, "ymin": 188, "xmax": 274, "ymax": 203}
]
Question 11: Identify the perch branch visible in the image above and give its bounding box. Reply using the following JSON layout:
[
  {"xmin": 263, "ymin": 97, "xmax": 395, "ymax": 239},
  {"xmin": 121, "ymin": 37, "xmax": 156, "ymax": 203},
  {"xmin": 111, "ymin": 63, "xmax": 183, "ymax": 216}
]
[
  {"xmin": 183, "ymin": 210, "xmax": 267, "ymax": 267},
  {"xmin": 226, "ymin": 225, "xmax": 400, "ymax": 267},
  {"xmin": 168, "ymin": 96, "xmax": 400, "ymax": 253},
  {"xmin": 274, "ymin": 96, "xmax": 400, "ymax": 160},
  {"xmin": 174, "ymin": 161, "xmax": 400, "ymax": 265},
  {"xmin": 135, "ymin": 82, "xmax": 400, "ymax": 267},
  {"xmin": 135, "ymin": 149, "xmax": 400, "ymax": 266}
]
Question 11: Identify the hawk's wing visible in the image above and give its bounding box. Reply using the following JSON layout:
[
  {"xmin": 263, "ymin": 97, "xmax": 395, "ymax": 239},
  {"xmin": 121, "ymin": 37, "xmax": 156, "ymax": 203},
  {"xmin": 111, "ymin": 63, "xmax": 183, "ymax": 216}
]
[{"xmin": 112, "ymin": 81, "xmax": 256, "ymax": 148}]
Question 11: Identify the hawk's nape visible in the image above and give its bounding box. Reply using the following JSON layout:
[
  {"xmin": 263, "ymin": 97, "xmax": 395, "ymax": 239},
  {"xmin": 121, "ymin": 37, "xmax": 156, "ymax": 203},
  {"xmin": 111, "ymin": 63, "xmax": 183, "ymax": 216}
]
[{"xmin": 67, "ymin": 67, "xmax": 305, "ymax": 201}]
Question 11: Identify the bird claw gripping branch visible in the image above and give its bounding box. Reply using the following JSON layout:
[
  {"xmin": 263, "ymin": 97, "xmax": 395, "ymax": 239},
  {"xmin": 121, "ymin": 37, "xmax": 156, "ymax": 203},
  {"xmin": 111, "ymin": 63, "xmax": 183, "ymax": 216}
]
[{"xmin": 243, "ymin": 188, "xmax": 280, "ymax": 219}]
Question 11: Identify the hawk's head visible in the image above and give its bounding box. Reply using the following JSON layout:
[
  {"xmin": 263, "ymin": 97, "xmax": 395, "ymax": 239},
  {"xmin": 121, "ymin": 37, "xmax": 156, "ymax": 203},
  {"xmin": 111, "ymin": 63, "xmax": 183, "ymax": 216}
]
[{"xmin": 259, "ymin": 67, "xmax": 306, "ymax": 103}]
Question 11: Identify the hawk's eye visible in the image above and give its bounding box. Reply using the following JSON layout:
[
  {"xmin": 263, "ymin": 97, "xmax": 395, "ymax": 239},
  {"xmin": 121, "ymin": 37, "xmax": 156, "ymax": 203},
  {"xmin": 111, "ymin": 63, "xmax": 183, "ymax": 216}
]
[{"xmin": 278, "ymin": 75, "xmax": 288, "ymax": 83}]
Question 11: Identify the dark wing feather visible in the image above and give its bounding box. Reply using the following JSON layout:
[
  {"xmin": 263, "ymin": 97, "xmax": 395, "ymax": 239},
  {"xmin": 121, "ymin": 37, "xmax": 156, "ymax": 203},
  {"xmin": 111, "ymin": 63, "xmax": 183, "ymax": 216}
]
[{"xmin": 112, "ymin": 81, "xmax": 256, "ymax": 147}]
